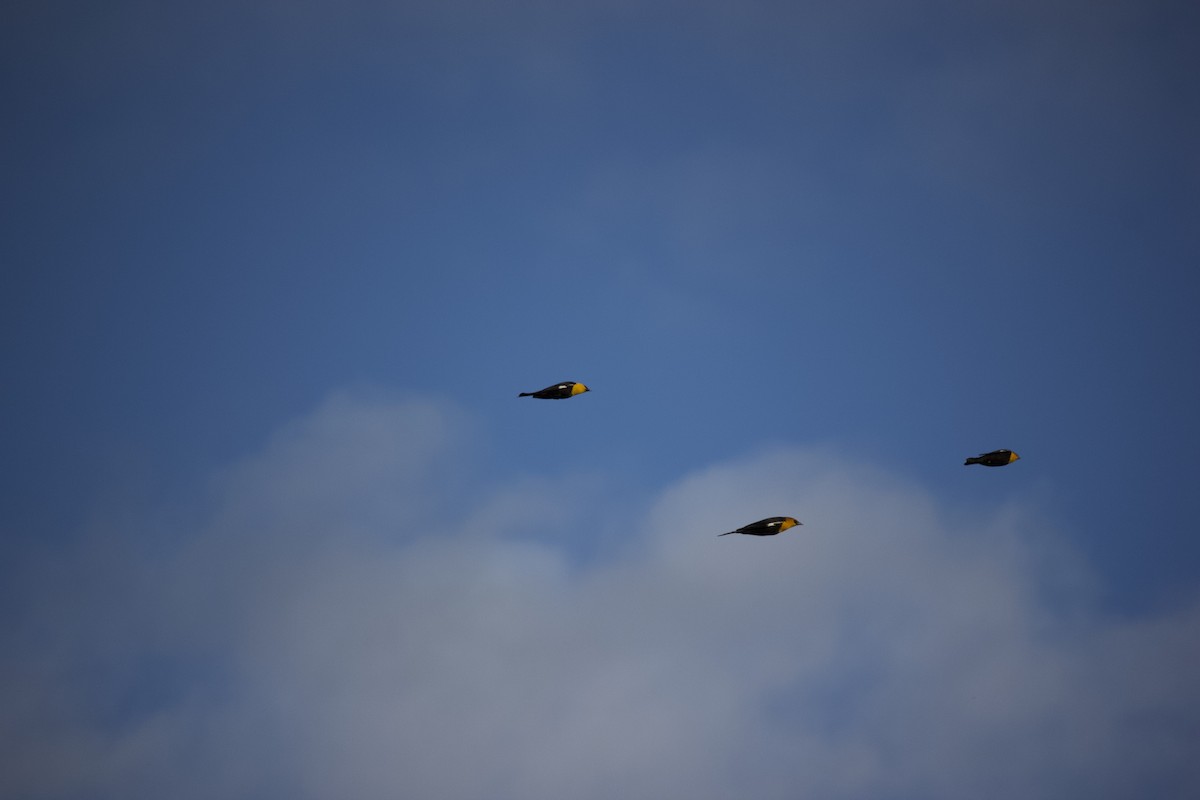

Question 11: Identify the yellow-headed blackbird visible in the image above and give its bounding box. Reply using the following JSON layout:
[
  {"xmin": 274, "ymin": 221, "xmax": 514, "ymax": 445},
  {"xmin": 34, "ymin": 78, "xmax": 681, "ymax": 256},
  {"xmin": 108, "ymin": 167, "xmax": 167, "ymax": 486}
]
[
  {"xmin": 719, "ymin": 516, "xmax": 802, "ymax": 537},
  {"xmin": 518, "ymin": 381, "xmax": 590, "ymax": 399},
  {"xmin": 964, "ymin": 449, "xmax": 1020, "ymax": 467}
]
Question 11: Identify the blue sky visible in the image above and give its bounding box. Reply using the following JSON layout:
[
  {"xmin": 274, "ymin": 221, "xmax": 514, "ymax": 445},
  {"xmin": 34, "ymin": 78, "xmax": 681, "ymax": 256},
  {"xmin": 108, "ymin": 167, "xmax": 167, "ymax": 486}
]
[{"xmin": 2, "ymin": 1, "xmax": 1199, "ymax": 797}]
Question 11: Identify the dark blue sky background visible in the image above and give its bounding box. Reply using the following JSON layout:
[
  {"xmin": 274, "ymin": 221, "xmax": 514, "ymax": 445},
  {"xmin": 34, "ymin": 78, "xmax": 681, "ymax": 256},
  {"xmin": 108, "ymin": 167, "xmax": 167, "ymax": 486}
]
[
  {"xmin": 6, "ymin": 0, "xmax": 1197, "ymax": 602},
  {"xmin": 2, "ymin": 2, "xmax": 1199, "ymax": 797}
]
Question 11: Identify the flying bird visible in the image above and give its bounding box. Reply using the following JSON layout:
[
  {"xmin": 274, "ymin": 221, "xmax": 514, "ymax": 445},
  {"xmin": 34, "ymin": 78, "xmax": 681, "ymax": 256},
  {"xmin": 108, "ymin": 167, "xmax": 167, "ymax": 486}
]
[
  {"xmin": 518, "ymin": 381, "xmax": 590, "ymax": 399},
  {"xmin": 964, "ymin": 449, "xmax": 1020, "ymax": 467},
  {"xmin": 718, "ymin": 516, "xmax": 802, "ymax": 537}
]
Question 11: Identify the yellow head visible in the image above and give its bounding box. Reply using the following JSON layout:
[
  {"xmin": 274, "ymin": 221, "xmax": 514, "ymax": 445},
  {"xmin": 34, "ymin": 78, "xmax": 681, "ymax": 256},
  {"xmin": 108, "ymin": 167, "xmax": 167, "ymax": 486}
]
[
  {"xmin": 779, "ymin": 517, "xmax": 802, "ymax": 531},
  {"xmin": 570, "ymin": 382, "xmax": 590, "ymax": 396}
]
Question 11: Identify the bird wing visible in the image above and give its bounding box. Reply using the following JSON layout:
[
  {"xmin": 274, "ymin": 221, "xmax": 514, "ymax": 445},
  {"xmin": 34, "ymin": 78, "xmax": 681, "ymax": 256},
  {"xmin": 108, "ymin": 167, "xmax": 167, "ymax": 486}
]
[{"xmin": 739, "ymin": 517, "xmax": 786, "ymax": 534}]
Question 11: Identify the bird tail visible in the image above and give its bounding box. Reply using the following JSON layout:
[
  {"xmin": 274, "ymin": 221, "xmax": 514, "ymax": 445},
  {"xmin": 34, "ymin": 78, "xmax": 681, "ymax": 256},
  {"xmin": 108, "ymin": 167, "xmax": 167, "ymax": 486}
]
[
  {"xmin": 718, "ymin": 531, "xmax": 737, "ymax": 536},
  {"xmin": 519, "ymin": 392, "xmax": 533, "ymax": 397},
  {"xmin": 964, "ymin": 457, "xmax": 981, "ymax": 466}
]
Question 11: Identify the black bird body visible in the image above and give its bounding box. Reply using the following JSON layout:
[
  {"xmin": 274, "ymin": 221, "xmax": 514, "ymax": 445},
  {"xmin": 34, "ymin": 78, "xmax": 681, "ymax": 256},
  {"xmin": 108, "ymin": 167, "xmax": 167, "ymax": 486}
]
[
  {"xmin": 964, "ymin": 449, "xmax": 1020, "ymax": 467},
  {"xmin": 719, "ymin": 516, "xmax": 802, "ymax": 537},
  {"xmin": 519, "ymin": 381, "xmax": 590, "ymax": 399}
]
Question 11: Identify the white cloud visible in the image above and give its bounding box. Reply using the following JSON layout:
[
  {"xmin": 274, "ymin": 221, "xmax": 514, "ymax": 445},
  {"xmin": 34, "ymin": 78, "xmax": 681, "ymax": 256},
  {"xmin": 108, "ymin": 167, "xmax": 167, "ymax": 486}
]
[{"xmin": 2, "ymin": 394, "xmax": 1198, "ymax": 799}]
